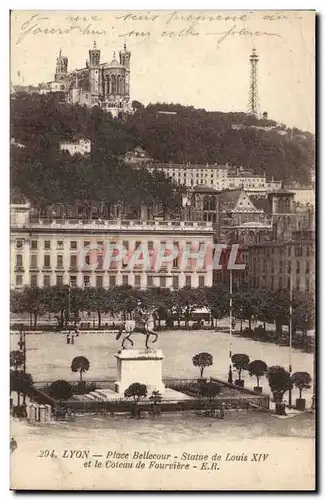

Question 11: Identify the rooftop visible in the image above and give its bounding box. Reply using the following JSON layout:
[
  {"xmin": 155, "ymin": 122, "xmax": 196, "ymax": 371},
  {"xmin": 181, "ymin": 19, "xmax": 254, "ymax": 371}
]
[{"xmin": 11, "ymin": 218, "xmax": 214, "ymax": 233}]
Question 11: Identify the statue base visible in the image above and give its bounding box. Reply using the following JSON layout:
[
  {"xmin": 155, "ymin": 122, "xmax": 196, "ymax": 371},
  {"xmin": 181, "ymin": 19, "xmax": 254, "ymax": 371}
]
[{"xmin": 114, "ymin": 348, "xmax": 165, "ymax": 395}]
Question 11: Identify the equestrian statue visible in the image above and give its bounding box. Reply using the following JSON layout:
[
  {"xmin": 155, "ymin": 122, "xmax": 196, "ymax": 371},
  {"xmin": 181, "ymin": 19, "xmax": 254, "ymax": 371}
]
[{"xmin": 116, "ymin": 302, "xmax": 159, "ymax": 349}]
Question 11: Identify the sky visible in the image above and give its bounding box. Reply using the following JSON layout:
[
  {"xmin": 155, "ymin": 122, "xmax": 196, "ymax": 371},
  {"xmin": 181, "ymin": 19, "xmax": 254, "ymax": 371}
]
[{"xmin": 10, "ymin": 10, "xmax": 315, "ymax": 132}]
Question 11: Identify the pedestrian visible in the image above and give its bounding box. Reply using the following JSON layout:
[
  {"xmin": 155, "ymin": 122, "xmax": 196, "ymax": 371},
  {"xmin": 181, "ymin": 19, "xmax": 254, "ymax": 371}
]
[
  {"xmin": 220, "ymin": 403, "xmax": 226, "ymax": 419},
  {"xmin": 71, "ymin": 334, "xmax": 75, "ymax": 345},
  {"xmin": 10, "ymin": 438, "xmax": 17, "ymax": 453},
  {"xmin": 66, "ymin": 333, "xmax": 70, "ymax": 344}
]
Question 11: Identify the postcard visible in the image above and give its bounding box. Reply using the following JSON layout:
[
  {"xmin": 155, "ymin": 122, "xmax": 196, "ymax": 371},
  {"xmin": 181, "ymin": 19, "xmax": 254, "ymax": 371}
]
[{"xmin": 10, "ymin": 10, "xmax": 315, "ymax": 491}]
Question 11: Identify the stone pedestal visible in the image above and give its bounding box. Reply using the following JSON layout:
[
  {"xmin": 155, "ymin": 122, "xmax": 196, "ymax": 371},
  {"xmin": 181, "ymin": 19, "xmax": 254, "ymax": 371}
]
[{"xmin": 115, "ymin": 348, "xmax": 165, "ymax": 395}]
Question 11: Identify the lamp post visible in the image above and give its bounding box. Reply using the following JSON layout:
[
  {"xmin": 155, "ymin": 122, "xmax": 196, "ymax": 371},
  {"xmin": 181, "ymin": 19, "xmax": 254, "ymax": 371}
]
[
  {"xmin": 228, "ymin": 269, "xmax": 233, "ymax": 384},
  {"xmin": 288, "ymin": 274, "xmax": 293, "ymax": 409},
  {"xmin": 18, "ymin": 325, "xmax": 26, "ymax": 404}
]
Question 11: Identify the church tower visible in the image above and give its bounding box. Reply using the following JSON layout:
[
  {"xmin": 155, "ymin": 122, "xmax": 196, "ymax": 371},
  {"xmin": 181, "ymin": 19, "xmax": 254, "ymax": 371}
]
[
  {"xmin": 119, "ymin": 43, "xmax": 131, "ymax": 99},
  {"xmin": 55, "ymin": 49, "xmax": 68, "ymax": 82},
  {"xmin": 88, "ymin": 41, "xmax": 101, "ymax": 98}
]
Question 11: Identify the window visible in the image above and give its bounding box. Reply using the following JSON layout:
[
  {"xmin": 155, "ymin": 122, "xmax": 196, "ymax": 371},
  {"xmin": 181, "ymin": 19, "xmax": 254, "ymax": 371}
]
[
  {"xmin": 96, "ymin": 275, "xmax": 103, "ymax": 288},
  {"xmin": 109, "ymin": 275, "xmax": 116, "ymax": 287},
  {"xmin": 44, "ymin": 240, "xmax": 51, "ymax": 250},
  {"xmin": 70, "ymin": 241, "xmax": 77, "ymax": 250},
  {"xmin": 70, "ymin": 275, "xmax": 77, "ymax": 287},
  {"xmin": 84, "ymin": 275, "xmax": 90, "ymax": 287},
  {"xmin": 57, "ymin": 275, "xmax": 63, "ymax": 286},
  {"xmin": 84, "ymin": 240, "xmax": 90, "ymax": 247},
  {"xmin": 160, "ymin": 276, "xmax": 166, "ymax": 288},
  {"xmin": 185, "ymin": 275, "xmax": 191, "ymax": 287},
  {"xmin": 295, "ymin": 246, "xmax": 303, "ymax": 257},
  {"xmin": 198, "ymin": 275, "xmax": 205, "ymax": 287},
  {"xmin": 173, "ymin": 257, "xmax": 179, "ymax": 268},
  {"xmin": 279, "ymin": 261, "xmax": 283, "ymax": 274},
  {"xmin": 16, "ymin": 239, "xmax": 23, "ymax": 249},
  {"xmin": 147, "ymin": 275, "xmax": 153, "ymax": 288},
  {"xmin": 296, "ymin": 261, "xmax": 300, "ymax": 274},
  {"xmin": 30, "ymin": 255, "xmax": 37, "ymax": 268},
  {"xmin": 30, "ymin": 275, "xmax": 37, "ymax": 287},
  {"xmin": 57, "ymin": 255, "xmax": 63, "ymax": 268},
  {"xmin": 16, "ymin": 275, "xmax": 23, "ymax": 286},
  {"xmin": 287, "ymin": 262, "xmax": 291, "ymax": 274},
  {"xmin": 16, "ymin": 254, "xmax": 23, "ymax": 268},
  {"xmin": 279, "ymin": 277, "xmax": 283, "ymax": 289},
  {"xmin": 97, "ymin": 254, "xmax": 103, "ymax": 269},
  {"xmin": 70, "ymin": 255, "xmax": 77, "ymax": 268},
  {"xmin": 306, "ymin": 262, "xmax": 310, "ymax": 274},
  {"xmin": 148, "ymin": 241, "xmax": 154, "ymax": 250},
  {"xmin": 122, "ymin": 275, "xmax": 129, "ymax": 286},
  {"xmin": 123, "ymin": 241, "xmax": 129, "ymax": 251},
  {"xmin": 287, "ymin": 247, "xmax": 291, "ymax": 257},
  {"xmin": 172, "ymin": 275, "xmax": 179, "ymax": 290},
  {"xmin": 44, "ymin": 255, "xmax": 51, "ymax": 268},
  {"xmin": 134, "ymin": 275, "xmax": 141, "ymax": 288},
  {"xmin": 296, "ymin": 277, "xmax": 300, "ymax": 291},
  {"xmin": 31, "ymin": 240, "xmax": 38, "ymax": 250},
  {"xmin": 43, "ymin": 275, "xmax": 51, "ymax": 287},
  {"xmin": 306, "ymin": 279, "xmax": 309, "ymax": 292},
  {"xmin": 57, "ymin": 240, "xmax": 64, "ymax": 250},
  {"xmin": 135, "ymin": 241, "xmax": 141, "ymax": 250}
]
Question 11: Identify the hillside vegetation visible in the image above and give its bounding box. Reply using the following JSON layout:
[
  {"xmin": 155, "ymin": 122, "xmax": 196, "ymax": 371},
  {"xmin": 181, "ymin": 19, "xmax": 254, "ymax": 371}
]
[{"xmin": 10, "ymin": 93, "xmax": 314, "ymax": 207}]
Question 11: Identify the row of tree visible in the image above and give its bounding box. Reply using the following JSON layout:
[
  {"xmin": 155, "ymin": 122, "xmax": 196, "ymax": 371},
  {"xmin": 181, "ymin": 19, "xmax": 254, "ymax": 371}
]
[{"xmin": 11, "ymin": 284, "xmax": 315, "ymax": 334}]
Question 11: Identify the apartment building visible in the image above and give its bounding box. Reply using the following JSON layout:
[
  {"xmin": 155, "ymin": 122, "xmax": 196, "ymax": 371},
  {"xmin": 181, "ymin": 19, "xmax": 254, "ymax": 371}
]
[
  {"xmin": 148, "ymin": 162, "xmax": 281, "ymax": 193},
  {"xmin": 10, "ymin": 204, "xmax": 214, "ymax": 290},
  {"xmin": 248, "ymin": 230, "xmax": 315, "ymax": 292}
]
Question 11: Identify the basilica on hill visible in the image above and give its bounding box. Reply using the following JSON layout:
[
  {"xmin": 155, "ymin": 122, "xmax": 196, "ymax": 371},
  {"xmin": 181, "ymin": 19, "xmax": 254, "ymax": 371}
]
[{"xmin": 53, "ymin": 42, "xmax": 133, "ymax": 117}]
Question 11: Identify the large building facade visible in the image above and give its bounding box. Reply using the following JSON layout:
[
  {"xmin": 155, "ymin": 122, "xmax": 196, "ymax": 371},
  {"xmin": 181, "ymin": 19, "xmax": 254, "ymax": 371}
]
[
  {"xmin": 146, "ymin": 162, "xmax": 282, "ymax": 194},
  {"xmin": 53, "ymin": 43, "xmax": 132, "ymax": 117},
  {"xmin": 10, "ymin": 204, "xmax": 214, "ymax": 291}
]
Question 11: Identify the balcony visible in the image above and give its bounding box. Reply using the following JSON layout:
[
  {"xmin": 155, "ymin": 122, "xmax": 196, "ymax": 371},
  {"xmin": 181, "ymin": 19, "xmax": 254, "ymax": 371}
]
[
  {"xmin": 14, "ymin": 266, "xmax": 25, "ymax": 273},
  {"xmin": 12, "ymin": 218, "xmax": 214, "ymax": 233}
]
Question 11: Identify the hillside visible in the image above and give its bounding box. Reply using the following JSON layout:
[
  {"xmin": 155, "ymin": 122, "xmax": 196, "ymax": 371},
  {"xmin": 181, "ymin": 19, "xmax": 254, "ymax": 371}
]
[{"xmin": 10, "ymin": 93, "xmax": 314, "ymax": 207}]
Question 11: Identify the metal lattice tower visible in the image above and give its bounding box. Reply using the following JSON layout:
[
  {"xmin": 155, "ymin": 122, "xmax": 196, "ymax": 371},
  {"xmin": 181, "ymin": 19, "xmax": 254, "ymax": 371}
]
[{"xmin": 248, "ymin": 48, "xmax": 260, "ymax": 116}]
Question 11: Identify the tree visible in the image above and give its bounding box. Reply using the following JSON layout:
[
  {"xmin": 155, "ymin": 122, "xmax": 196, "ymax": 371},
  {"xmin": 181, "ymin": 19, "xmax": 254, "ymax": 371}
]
[
  {"xmin": 10, "ymin": 370, "xmax": 33, "ymax": 407},
  {"xmin": 43, "ymin": 286, "xmax": 70, "ymax": 328},
  {"xmin": 199, "ymin": 381, "xmax": 221, "ymax": 400},
  {"xmin": 10, "ymin": 350, "xmax": 25, "ymax": 371},
  {"xmin": 204, "ymin": 284, "xmax": 229, "ymax": 328},
  {"xmin": 10, "ymin": 287, "xmax": 45, "ymax": 327},
  {"xmin": 233, "ymin": 290, "xmax": 259, "ymax": 332},
  {"xmin": 248, "ymin": 360, "xmax": 268, "ymax": 387},
  {"xmin": 124, "ymin": 383, "xmax": 147, "ymax": 418},
  {"xmin": 149, "ymin": 390, "xmax": 163, "ymax": 415},
  {"xmin": 49, "ymin": 380, "xmax": 73, "ymax": 400},
  {"xmin": 71, "ymin": 356, "xmax": 90, "ymax": 382},
  {"xmin": 82, "ymin": 287, "xmax": 108, "ymax": 327},
  {"xmin": 231, "ymin": 353, "xmax": 250, "ymax": 381},
  {"xmin": 176, "ymin": 287, "xmax": 207, "ymax": 330},
  {"xmin": 199, "ymin": 381, "xmax": 221, "ymax": 417},
  {"xmin": 291, "ymin": 372, "xmax": 312, "ymax": 399},
  {"xmin": 266, "ymin": 366, "xmax": 293, "ymax": 404},
  {"xmin": 192, "ymin": 352, "xmax": 213, "ymax": 378}
]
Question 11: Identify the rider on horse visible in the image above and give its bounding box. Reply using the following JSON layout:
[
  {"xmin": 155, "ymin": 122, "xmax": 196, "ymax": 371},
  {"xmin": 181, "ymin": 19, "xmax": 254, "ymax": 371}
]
[{"xmin": 116, "ymin": 301, "xmax": 158, "ymax": 349}]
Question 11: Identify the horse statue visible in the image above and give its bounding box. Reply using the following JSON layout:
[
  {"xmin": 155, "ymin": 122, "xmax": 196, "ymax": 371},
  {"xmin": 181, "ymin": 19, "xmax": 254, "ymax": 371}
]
[{"xmin": 116, "ymin": 307, "xmax": 158, "ymax": 349}]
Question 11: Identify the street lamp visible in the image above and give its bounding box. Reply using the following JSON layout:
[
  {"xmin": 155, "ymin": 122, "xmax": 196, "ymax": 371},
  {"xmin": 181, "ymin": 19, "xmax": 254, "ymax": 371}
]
[
  {"xmin": 288, "ymin": 275, "xmax": 293, "ymax": 409},
  {"xmin": 228, "ymin": 269, "xmax": 233, "ymax": 384},
  {"xmin": 18, "ymin": 325, "xmax": 27, "ymax": 404}
]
